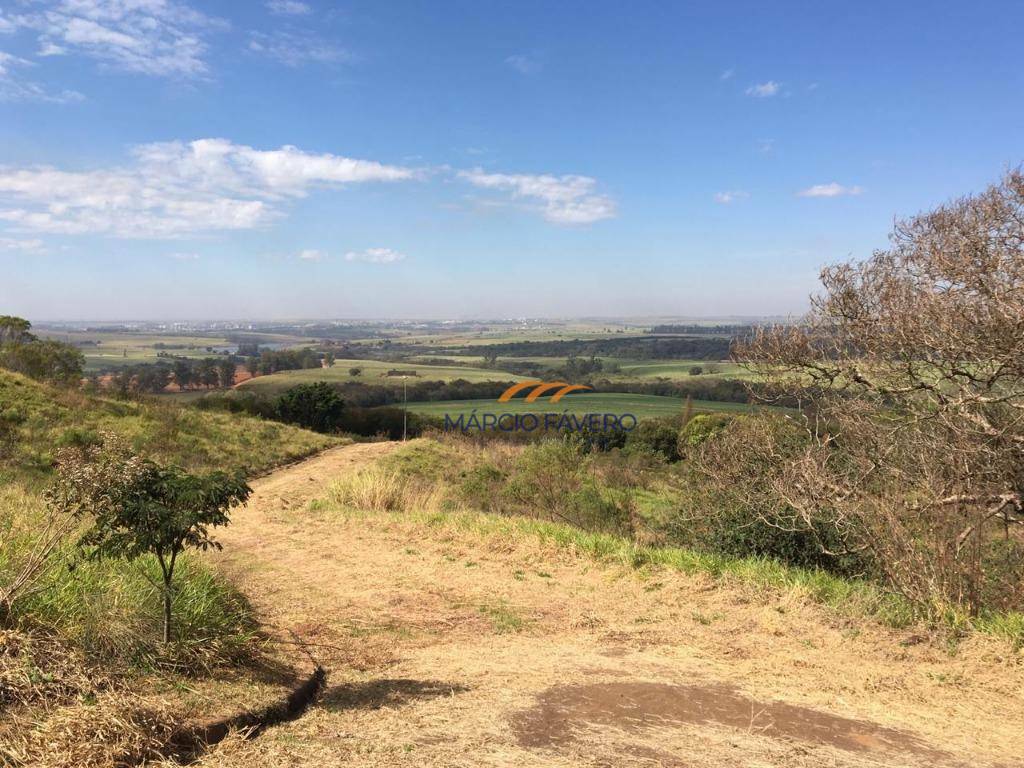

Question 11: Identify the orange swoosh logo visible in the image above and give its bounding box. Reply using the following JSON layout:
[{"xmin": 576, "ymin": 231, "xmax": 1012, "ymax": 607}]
[
  {"xmin": 549, "ymin": 384, "xmax": 592, "ymax": 402},
  {"xmin": 524, "ymin": 382, "xmax": 569, "ymax": 402},
  {"xmin": 497, "ymin": 380, "xmax": 544, "ymax": 402},
  {"xmin": 497, "ymin": 381, "xmax": 593, "ymax": 403}
]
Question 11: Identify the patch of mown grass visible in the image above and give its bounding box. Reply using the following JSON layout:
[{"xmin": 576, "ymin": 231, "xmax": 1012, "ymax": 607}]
[{"xmin": 326, "ymin": 495, "xmax": 1024, "ymax": 647}]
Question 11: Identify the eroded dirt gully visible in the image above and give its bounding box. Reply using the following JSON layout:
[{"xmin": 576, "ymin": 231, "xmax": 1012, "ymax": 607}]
[{"xmin": 198, "ymin": 440, "xmax": 1024, "ymax": 768}]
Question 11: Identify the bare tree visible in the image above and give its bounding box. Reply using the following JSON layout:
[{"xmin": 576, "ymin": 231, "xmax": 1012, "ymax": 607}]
[{"xmin": 729, "ymin": 169, "xmax": 1024, "ymax": 613}]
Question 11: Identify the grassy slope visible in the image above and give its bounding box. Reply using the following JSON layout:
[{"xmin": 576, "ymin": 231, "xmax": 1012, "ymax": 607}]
[
  {"xmin": 196, "ymin": 441, "xmax": 1024, "ymax": 766},
  {"xmin": 0, "ymin": 369, "xmax": 336, "ymax": 481},
  {"xmin": 0, "ymin": 369, "xmax": 338, "ymax": 664}
]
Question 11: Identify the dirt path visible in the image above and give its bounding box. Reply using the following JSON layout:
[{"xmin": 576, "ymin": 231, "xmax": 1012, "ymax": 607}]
[{"xmin": 201, "ymin": 442, "xmax": 1023, "ymax": 768}]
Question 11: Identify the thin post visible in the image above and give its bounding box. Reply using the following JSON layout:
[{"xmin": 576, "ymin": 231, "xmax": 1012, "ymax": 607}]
[{"xmin": 403, "ymin": 375, "xmax": 408, "ymax": 441}]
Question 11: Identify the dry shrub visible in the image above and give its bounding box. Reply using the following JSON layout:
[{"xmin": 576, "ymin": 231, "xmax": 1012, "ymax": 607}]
[{"xmin": 733, "ymin": 168, "xmax": 1024, "ymax": 614}]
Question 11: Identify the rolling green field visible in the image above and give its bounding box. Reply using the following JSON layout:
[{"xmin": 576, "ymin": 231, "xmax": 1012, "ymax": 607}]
[
  {"xmin": 609, "ymin": 359, "xmax": 751, "ymax": 379},
  {"xmin": 236, "ymin": 358, "xmax": 529, "ymax": 396},
  {"xmin": 409, "ymin": 354, "xmax": 750, "ymax": 379},
  {"xmin": 369, "ymin": 321, "xmax": 648, "ymax": 348},
  {"xmin": 402, "ymin": 393, "xmax": 762, "ymax": 421},
  {"xmin": 35, "ymin": 329, "xmax": 310, "ymax": 371}
]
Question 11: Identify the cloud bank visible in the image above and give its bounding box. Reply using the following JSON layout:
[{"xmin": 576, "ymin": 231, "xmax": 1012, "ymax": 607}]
[
  {"xmin": 458, "ymin": 169, "xmax": 616, "ymax": 225},
  {"xmin": 0, "ymin": 138, "xmax": 415, "ymax": 238}
]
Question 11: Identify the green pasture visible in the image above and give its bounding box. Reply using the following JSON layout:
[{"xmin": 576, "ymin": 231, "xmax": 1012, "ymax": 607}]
[{"xmin": 409, "ymin": 354, "xmax": 754, "ymax": 381}]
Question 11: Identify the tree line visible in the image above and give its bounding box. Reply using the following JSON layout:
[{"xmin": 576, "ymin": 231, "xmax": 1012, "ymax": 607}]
[
  {"xmin": 193, "ymin": 382, "xmax": 440, "ymax": 439},
  {"xmin": 98, "ymin": 356, "xmax": 241, "ymax": 395},
  {"xmin": 450, "ymin": 335, "xmax": 734, "ymax": 360},
  {"xmin": 90, "ymin": 346, "xmax": 327, "ymax": 395}
]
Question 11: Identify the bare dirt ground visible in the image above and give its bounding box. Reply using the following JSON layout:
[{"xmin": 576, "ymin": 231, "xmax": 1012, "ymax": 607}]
[{"xmin": 196, "ymin": 441, "xmax": 1024, "ymax": 768}]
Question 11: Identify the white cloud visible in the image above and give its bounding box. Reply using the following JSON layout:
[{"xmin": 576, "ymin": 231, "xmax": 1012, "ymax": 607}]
[
  {"xmin": 248, "ymin": 30, "xmax": 347, "ymax": 67},
  {"xmin": 344, "ymin": 247, "xmax": 405, "ymax": 264},
  {"xmin": 37, "ymin": 41, "xmax": 67, "ymax": 56},
  {"xmin": 0, "ymin": 51, "xmax": 32, "ymax": 76},
  {"xmin": 298, "ymin": 248, "xmax": 326, "ymax": 261},
  {"xmin": 505, "ymin": 53, "xmax": 541, "ymax": 75},
  {"xmin": 0, "ymin": 138, "xmax": 415, "ymax": 238},
  {"xmin": 0, "ymin": 50, "xmax": 85, "ymax": 103},
  {"xmin": 266, "ymin": 0, "xmax": 312, "ymax": 15},
  {"xmin": 0, "ymin": 14, "xmax": 14, "ymax": 34},
  {"xmin": 168, "ymin": 251, "xmax": 199, "ymax": 260},
  {"xmin": 720, "ymin": 68, "xmax": 734, "ymax": 81},
  {"xmin": 16, "ymin": 0, "xmax": 227, "ymax": 77},
  {"xmin": 745, "ymin": 81, "xmax": 780, "ymax": 98},
  {"xmin": 0, "ymin": 236, "xmax": 45, "ymax": 253},
  {"xmin": 798, "ymin": 182, "xmax": 863, "ymax": 198},
  {"xmin": 458, "ymin": 168, "xmax": 616, "ymax": 225},
  {"xmin": 757, "ymin": 138, "xmax": 775, "ymax": 154},
  {"xmin": 714, "ymin": 190, "xmax": 749, "ymax": 204}
]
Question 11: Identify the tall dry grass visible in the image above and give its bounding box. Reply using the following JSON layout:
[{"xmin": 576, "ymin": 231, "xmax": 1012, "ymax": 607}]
[{"xmin": 328, "ymin": 465, "xmax": 449, "ymax": 515}]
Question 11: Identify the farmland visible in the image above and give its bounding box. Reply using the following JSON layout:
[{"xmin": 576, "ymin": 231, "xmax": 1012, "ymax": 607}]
[
  {"xmin": 237, "ymin": 357, "xmax": 530, "ymax": 396},
  {"xmin": 408, "ymin": 355, "xmax": 749, "ymax": 379},
  {"xmin": 34, "ymin": 327, "xmax": 309, "ymax": 372}
]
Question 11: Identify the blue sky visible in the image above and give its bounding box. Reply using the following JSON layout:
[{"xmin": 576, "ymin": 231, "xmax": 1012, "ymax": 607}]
[{"xmin": 1, "ymin": 0, "xmax": 1022, "ymax": 320}]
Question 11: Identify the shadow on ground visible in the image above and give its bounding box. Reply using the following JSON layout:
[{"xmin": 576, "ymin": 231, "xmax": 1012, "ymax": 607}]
[
  {"xmin": 513, "ymin": 681, "xmax": 953, "ymax": 764},
  {"xmin": 322, "ymin": 678, "xmax": 470, "ymax": 711}
]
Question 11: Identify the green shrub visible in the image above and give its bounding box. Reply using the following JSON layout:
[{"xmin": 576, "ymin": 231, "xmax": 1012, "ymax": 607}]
[
  {"xmin": 458, "ymin": 463, "xmax": 507, "ymax": 512},
  {"xmin": 625, "ymin": 418, "xmax": 681, "ymax": 462},
  {"xmin": 684, "ymin": 500, "xmax": 867, "ymax": 576},
  {"xmin": 505, "ymin": 440, "xmax": 632, "ymax": 534},
  {"xmin": 276, "ymin": 382, "xmax": 345, "ymax": 432},
  {"xmin": 669, "ymin": 415, "xmax": 872, "ymax": 578},
  {"xmin": 1, "ymin": 483, "xmax": 255, "ymax": 667},
  {"xmin": 55, "ymin": 427, "xmax": 103, "ymax": 450},
  {"xmin": 677, "ymin": 413, "xmax": 734, "ymax": 457}
]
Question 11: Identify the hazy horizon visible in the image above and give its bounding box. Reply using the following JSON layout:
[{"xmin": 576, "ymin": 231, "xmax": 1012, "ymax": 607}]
[{"xmin": 28, "ymin": 314, "xmax": 790, "ymax": 325}]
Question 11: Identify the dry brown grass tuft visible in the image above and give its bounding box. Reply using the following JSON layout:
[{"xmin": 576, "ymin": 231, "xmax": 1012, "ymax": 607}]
[
  {"xmin": 14, "ymin": 693, "xmax": 182, "ymax": 768},
  {"xmin": 328, "ymin": 464, "xmax": 451, "ymax": 516},
  {"xmin": 0, "ymin": 629, "xmax": 108, "ymax": 710},
  {"xmin": 0, "ymin": 628, "xmax": 188, "ymax": 768}
]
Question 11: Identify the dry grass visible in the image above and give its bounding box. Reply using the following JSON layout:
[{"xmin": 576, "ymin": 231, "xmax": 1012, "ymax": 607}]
[
  {"xmin": 195, "ymin": 440, "xmax": 1024, "ymax": 768},
  {"xmin": 328, "ymin": 465, "xmax": 450, "ymax": 515},
  {"xmin": 11, "ymin": 693, "xmax": 182, "ymax": 768},
  {"xmin": 0, "ymin": 628, "xmax": 188, "ymax": 768}
]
